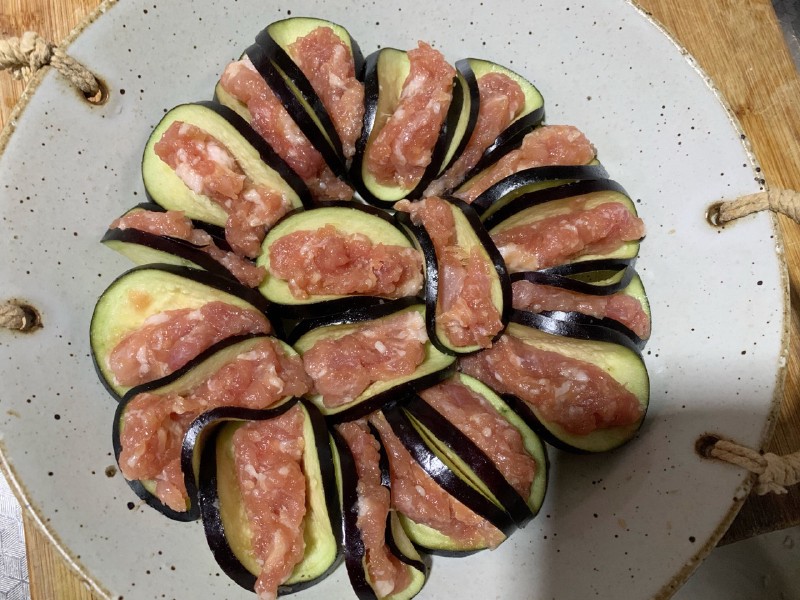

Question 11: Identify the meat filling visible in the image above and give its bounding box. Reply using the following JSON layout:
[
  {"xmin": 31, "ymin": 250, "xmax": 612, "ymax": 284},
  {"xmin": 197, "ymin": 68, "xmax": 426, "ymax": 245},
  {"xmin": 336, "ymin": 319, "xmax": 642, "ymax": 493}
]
[
  {"xmin": 459, "ymin": 334, "xmax": 643, "ymax": 436},
  {"xmin": 233, "ymin": 406, "xmax": 308, "ymax": 600},
  {"xmin": 365, "ymin": 42, "xmax": 455, "ymax": 188},
  {"xmin": 302, "ymin": 311, "xmax": 428, "ymax": 407},
  {"xmin": 118, "ymin": 338, "xmax": 312, "ymax": 511},
  {"xmin": 154, "ymin": 121, "xmax": 293, "ymax": 258},
  {"xmin": 111, "ymin": 209, "xmax": 266, "ymax": 287},
  {"xmin": 268, "ymin": 225, "xmax": 423, "ymax": 300}
]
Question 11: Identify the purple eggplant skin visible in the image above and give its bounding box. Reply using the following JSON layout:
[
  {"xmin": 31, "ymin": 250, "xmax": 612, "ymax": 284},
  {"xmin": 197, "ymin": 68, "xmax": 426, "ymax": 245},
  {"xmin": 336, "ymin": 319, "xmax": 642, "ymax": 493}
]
[
  {"xmin": 331, "ymin": 425, "xmax": 428, "ymax": 600},
  {"xmin": 453, "ymin": 58, "xmax": 545, "ymax": 186},
  {"xmin": 348, "ymin": 48, "xmax": 465, "ymax": 208},
  {"xmin": 510, "ymin": 258, "xmax": 636, "ymax": 296},
  {"xmin": 196, "ymin": 399, "xmax": 343, "ymax": 595},
  {"xmin": 402, "ymin": 395, "xmax": 533, "ymax": 527},
  {"xmin": 481, "ymin": 177, "xmax": 632, "ymax": 232},
  {"xmin": 101, "ymin": 228, "xmax": 243, "ymax": 283},
  {"xmin": 534, "ymin": 309, "xmax": 646, "ymax": 350},
  {"xmin": 381, "ymin": 405, "xmax": 516, "ymax": 538},
  {"xmin": 509, "ymin": 309, "xmax": 642, "ymax": 354},
  {"xmin": 244, "ymin": 43, "xmax": 349, "ymax": 178},
  {"xmin": 470, "ymin": 163, "xmax": 609, "ymax": 216},
  {"xmin": 394, "ymin": 198, "xmax": 510, "ymax": 356}
]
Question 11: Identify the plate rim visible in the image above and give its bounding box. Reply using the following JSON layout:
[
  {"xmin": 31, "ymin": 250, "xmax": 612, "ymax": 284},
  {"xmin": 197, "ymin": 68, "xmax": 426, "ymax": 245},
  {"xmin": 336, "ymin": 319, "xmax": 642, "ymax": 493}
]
[{"xmin": 0, "ymin": 1, "xmax": 789, "ymax": 598}]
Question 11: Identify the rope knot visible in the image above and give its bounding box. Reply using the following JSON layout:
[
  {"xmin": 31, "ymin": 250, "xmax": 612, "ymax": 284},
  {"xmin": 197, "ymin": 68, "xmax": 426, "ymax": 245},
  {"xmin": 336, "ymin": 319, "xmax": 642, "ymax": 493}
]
[
  {"xmin": 0, "ymin": 32, "xmax": 54, "ymax": 80},
  {"xmin": 0, "ymin": 31, "xmax": 100, "ymax": 97},
  {"xmin": 704, "ymin": 437, "xmax": 800, "ymax": 495}
]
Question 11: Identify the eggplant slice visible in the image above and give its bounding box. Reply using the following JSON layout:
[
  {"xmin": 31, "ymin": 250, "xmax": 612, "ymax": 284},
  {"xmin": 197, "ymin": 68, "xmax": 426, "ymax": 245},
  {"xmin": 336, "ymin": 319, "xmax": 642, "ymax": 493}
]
[
  {"xmin": 373, "ymin": 407, "xmax": 514, "ymax": 555},
  {"xmin": 255, "ymin": 17, "xmax": 365, "ymax": 168},
  {"xmin": 196, "ymin": 399, "xmax": 342, "ymax": 595},
  {"xmin": 349, "ymin": 47, "xmax": 464, "ymax": 207},
  {"xmin": 455, "ymin": 58, "xmax": 545, "ymax": 183},
  {"xmin": 463, "ymin": 313, "xmax": 650, "ymax": 453},
  {"xmin": 90, "ymin": 264, "xmax": 274, "ymax": 399},
  {"xmin": 404, "ymin": 372, "xmax": 548, "ymax": 526},
  {"xmin": 257, "ymin": 202, "xmax": 423, "ymax": 317},
  {"xmin": 395, "ymin": 197, "xmax": 510, "ymax": 356},
  {"xmin": 332, "ymin": 423, "xmax": 428, "ymax": 600},
  {"xmin": 141, "ymin": 101, "xmax": 310, "ymax": 226},
  {"xmin": 484, "ymin": 179, "xmax": 645, "ymax": 273},
  {"xmin": 511, "ymin": 268, "xmax": 651, "ymax": 349},
  {"xmin": 101, "ymin": 204, "xmax": 258, "ymax": 284},
  {"xmin": 472, "ymin": 163, "xmax": 609, "ymax": 219},
  {"xmin": 289, "ymin": 299, "xmax": 456, "ymax": 422},
  {"xmin": 112, "ymin": 334, "xmax": 301, "ymax": 520}
]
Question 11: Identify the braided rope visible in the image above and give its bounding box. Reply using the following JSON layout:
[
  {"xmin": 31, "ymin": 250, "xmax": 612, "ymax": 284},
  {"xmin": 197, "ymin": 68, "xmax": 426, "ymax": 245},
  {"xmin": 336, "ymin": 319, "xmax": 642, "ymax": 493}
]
[
  {"xmin": 0, "ymin": 31, "xmax": 100, "ymax": 96},
  {"xmin": 705, "ymin": 438, "xmax": 800, "ymax": 495},
  {"xmin": 716, "ymin": 189, "xmax": 800, "ymax": 224}
]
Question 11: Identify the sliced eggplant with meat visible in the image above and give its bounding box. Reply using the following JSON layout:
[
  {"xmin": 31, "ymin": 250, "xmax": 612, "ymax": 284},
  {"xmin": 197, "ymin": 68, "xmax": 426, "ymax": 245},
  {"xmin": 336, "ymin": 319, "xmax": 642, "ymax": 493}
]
[
  {"xmin": 371, "ymin": 407, "xmax": 514, "ymax": 554},
  {"xmin": 349, "ymin": 45, "xmax": 465, "ymax": 207},
  {"xmin": 290, "ymin": 299, "xmax": 456, "ymax": 422},
  {"xmin": 515, "ymin": 258, "xmax": 637, "ymax": 296},
  {"xmin": 258, "ymin": 202, "xmax": 424, "ymax": 317},
  {"xmin": 424, "ymin": 58, "xmax": 545, "ymax": 197},
  {"xmin": 483, "ymin": 179, "xmax": 645, "ymax": 274},
  {"xmin": 214, "ymin": 49, "xmax": 355, "ymax": 202},
  {"xmin": 332, "ymin": 421, "xmax": 428, "ymax": 600},
  {"xmin": 196, "ymin": 399, "xmax": 342, "ymax": 597},
  {"xmin": 405, "ymin": 373, "xmax": 548, "ymax": 526},
  {"xmin": 395, "ymin": 196, "xmax": 510, "ymax": 355},
  {"xmin": 459, "ymin": 312, "xmax": 650, "ymax": 452},
  {"xmin": 255, "ymin": 17, "xmax": 365, "ymax": 166},
  {"xmin": 472, "ymin": 163, "xmax": 608, "ymax": 219},
  {"xmin": 111, "ymin": 334, "xmax": 308, "ymax": 520},
  {"xmin": 90, "ymin": 264, "xmax": 274, "ymax": 399},
  {"xmin": 141, "ymin": 101, "xmax": 310, "ymax": 257},
  {"xmin": 512, "ymin": 267, "xmax": 651, "ymax": 347},
  {"xmin": 101, "ymin": 203, "xmax": 266, "ymax": 287},
  {"xmin": 453, "ymin": 124, "xmax": 598, "ymax": 205}
]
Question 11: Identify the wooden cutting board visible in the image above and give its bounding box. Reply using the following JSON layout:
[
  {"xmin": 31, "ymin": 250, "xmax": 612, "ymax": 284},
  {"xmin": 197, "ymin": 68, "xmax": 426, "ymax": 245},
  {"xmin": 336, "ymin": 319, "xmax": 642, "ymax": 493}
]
[{"xmin": 3, "ymin": 0, "xmax": 800, "ymax": 598}]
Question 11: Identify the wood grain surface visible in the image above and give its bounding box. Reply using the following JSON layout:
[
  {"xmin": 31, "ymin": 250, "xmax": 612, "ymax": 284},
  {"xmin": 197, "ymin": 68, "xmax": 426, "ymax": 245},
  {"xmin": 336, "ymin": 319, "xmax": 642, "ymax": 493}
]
[{"xmin": 2, "ymin": 0, "xmax": 800, "ymax": 598}]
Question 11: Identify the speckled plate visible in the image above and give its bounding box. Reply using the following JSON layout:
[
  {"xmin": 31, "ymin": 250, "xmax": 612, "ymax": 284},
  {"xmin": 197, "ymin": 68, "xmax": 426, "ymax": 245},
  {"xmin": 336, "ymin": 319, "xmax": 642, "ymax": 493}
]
[{"xmin": 0, "ymin": 1, "xmax": 787, "ymax": 599}]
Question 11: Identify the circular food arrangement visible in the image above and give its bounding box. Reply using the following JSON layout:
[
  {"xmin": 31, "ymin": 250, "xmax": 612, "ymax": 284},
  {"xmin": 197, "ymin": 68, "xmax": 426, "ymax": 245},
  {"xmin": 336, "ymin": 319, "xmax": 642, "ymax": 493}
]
[{"xmin": 90, "ymin": 16, "xmax": 651, "ymax": 600}]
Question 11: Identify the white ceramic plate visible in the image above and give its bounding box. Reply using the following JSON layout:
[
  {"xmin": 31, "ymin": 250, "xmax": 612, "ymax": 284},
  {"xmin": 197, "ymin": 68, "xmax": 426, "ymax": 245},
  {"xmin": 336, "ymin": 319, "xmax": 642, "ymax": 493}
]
[{"xmin": 0, "ymin": 1, "xmax": 787, "ymax": 598}]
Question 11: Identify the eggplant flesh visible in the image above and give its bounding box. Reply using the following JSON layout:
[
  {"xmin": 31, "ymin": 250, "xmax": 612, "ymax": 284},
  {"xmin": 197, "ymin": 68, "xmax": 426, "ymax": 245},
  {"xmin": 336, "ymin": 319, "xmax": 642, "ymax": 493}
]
[
  {"xmin": 257, "ymin": 202, "xmax": 421, "ymax": 315},
  {"xmin": 349, "ymin": 48, "xmax": 463, "ymax": 206},
  {"xmin": 90, "ymin": 264, "xmax": 273, "ymax": 399},
  {"xmin": 290, "ymin": 301, "xmax": 456, "ymax": 420},
  {"xmin": 332, "ymin": 424, "xmax": 427, "ymax": 600},
  {"xmin": 141, "ymin": 101, "xmax": 309, "ymax": 227},
  {"xmin": 486, "ymin": 317, "xmax": 650, "ymax": 453},
  {"xmin": 196, "ymin": 400, "xmax": 342, "ymax": 594}
]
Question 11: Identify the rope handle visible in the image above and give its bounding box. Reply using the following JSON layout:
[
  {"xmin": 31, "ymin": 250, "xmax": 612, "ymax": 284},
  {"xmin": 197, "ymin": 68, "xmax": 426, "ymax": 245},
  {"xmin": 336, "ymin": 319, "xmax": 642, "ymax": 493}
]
[
  {"xmin": 0, "ymin": 31, "xmax": 102, "ymax": 99},
  {"xmin": 710, "ymin": 188, "xmax": 800, "ymax": 225},
  {"xmin": 699, "ymin": 435, "xmax": 800, "ymax": 495}
]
